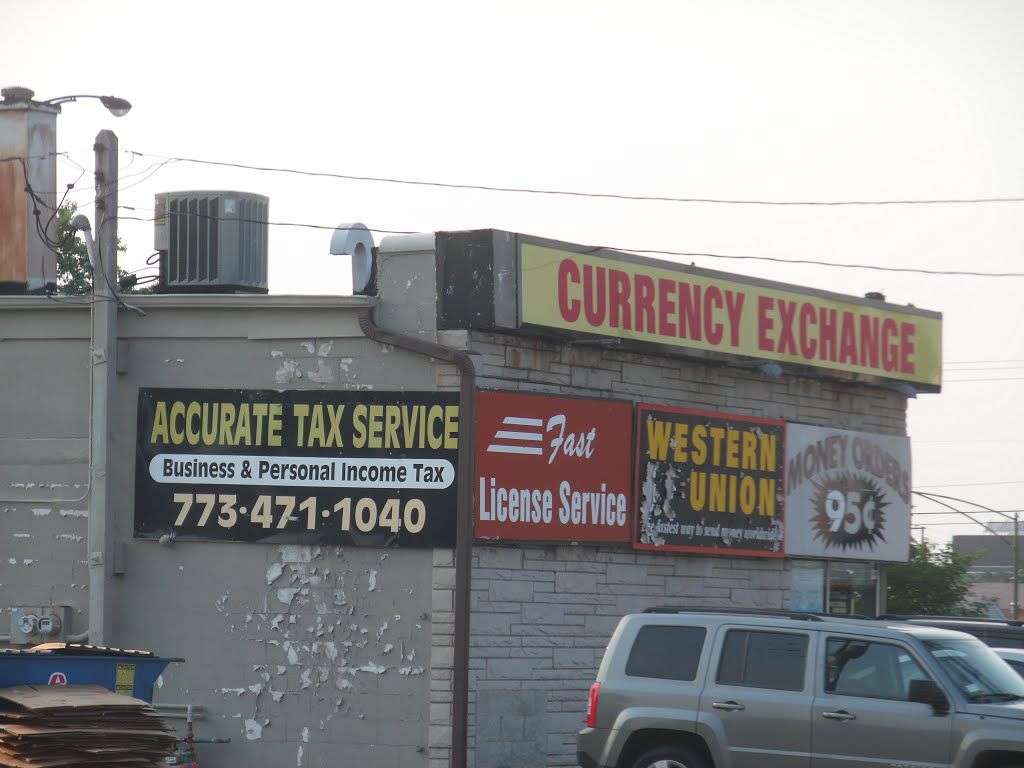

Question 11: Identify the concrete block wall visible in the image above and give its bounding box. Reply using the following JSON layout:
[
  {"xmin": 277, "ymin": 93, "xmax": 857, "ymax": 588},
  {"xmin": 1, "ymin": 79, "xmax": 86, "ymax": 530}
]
[
  {"xmin": 430, "ymin": 547, "xmax": 456, "ymax": 768},
  {"xmin": 470, "ymin": 332, "xmax": 906, "ymax": 434},
  {"xmin": 456, "ymin": 330, "xmax": 906, "ymax": 767},
  {"xmin": 469, "ymin": 545, "xmax": 791, "ymax": 767}
]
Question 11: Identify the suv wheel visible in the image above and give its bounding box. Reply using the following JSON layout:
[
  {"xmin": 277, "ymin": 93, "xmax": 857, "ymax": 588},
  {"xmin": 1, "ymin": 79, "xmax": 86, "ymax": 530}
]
[{"xmin": 631, "ymin": 745, "xmax": 709, "ymax": 768}]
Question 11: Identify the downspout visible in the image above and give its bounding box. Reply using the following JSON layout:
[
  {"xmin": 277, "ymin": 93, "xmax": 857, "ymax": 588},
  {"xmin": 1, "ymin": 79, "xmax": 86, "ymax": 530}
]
[{"xmin": 357, "ymin": 306, "xmax": 474, "ymax": 768}]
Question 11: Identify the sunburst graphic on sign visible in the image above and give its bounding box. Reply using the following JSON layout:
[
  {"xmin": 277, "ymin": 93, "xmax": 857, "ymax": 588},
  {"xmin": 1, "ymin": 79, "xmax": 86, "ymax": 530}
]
[{"xmin": 810, "ymin": 473, "xmax": 888, "ymax": 551}]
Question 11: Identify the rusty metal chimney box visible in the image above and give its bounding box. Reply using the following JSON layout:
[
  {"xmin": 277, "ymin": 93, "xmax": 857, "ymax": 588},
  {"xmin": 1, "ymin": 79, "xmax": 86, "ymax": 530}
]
[{"xmin": 0, "ymin": 97, "xmax": 58, "ymax": 294}]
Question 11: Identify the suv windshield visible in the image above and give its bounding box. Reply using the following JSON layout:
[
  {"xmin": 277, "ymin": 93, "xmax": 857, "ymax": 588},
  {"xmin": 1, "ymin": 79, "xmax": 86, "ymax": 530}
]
[{"xmin": 923, "ymin": 638, "xmax": 1024, "ymax": 702}]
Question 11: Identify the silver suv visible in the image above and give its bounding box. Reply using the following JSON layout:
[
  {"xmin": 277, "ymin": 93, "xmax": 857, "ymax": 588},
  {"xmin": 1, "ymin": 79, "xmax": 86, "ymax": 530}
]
[{"xmin": 577, "ymin": 607, "xmax": 1024, "ymax": 768}]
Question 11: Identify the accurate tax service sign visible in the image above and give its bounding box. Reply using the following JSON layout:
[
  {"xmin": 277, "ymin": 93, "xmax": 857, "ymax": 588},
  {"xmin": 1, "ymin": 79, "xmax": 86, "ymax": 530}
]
[
  {"xmin": 134, "ymin": 388, "xmax": 459, "ymax": 547},
  {"xmin": 475, "ymin": 391, "xmax": 633, "ymax": 543}
]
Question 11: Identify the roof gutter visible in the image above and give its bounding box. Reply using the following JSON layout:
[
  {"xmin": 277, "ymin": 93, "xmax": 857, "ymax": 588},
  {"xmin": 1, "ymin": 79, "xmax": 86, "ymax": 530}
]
[{"xmin": 357, "ymin": 306, "xmax": 474, "ymax": 768}]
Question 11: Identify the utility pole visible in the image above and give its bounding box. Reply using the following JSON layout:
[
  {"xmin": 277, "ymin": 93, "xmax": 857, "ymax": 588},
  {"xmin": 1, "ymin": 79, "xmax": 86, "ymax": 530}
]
[
  {"xmin": 1015, "ymin": 514, "xmax": 1019, "ymax": 620},
  {"xmin": 88, "ymin": 129, "xmax": 118, "ymax": 645}
]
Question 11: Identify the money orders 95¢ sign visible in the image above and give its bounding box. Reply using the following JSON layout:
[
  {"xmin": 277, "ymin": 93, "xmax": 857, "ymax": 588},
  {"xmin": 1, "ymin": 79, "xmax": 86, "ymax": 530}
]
[
  {"xmin": 785, "ymin": 423, "xmax": 911, "ymax": 561},
  {"xmin": 475, "ymin": 391, "xmax": 634, "ymax": 543},
  {"xmin": 134, "ymin": 388, "xmax": 459, "ymax": 547}
]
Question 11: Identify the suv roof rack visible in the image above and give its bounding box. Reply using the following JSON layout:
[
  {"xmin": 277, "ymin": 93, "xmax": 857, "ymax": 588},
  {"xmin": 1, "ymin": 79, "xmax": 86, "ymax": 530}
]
[
  {"xmin": 643, "ymin": 606, "xmax": 826, "ymax": 622},
  {"xmin": 880, "ymin": 614, "xmax": 1024, "ymax": 627}
]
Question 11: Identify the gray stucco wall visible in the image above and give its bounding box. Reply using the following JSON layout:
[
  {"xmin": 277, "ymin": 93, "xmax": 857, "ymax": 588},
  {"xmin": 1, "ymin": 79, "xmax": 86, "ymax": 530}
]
[
  {"xmin": 0, "ymin": 295, "xmax": 443, "ymax": 768},
  {"xmin": 0, "ymin": 303, "xmax": 91, "ymax": 620}
]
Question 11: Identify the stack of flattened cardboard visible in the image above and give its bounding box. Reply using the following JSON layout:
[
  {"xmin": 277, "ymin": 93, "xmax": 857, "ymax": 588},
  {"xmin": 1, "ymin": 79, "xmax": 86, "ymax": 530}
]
[{"xmin": 0, "ymin": 685, "xmax": 177, "ymax": 768}]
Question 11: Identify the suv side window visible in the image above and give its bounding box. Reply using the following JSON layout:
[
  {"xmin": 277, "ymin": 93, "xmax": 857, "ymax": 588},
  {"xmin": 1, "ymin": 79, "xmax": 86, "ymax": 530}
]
[
  {"xmin": 717, "ymin": 630, "xmax": 809, "ymax": 691},
  {"xmin": 625, "ymin": 625, "xmax": 706, "ymax": 681},
  {"xmin": 825, "ymin": 637, "xmax": 928, "ymax": 700}
]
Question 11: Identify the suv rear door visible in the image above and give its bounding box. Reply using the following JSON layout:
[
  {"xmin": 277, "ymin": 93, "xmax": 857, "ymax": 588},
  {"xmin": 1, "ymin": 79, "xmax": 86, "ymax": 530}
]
[
  {"xmin": 810, "ymin": 634, "xmax": 953, "ymax": 767},
  {"xmin": 697, "ymin": 625, "xmax": 814, "ymax": 768}
]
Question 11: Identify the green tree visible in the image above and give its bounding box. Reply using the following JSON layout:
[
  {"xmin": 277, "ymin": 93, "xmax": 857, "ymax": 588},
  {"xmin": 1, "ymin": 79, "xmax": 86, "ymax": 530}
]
[
  {"xmin": 887, "ymin": 540, "xmax": 991, "ymax": 616},
  {"xmin": 55, "ymin": 201, "xmax": 151, "ymax": 295}
]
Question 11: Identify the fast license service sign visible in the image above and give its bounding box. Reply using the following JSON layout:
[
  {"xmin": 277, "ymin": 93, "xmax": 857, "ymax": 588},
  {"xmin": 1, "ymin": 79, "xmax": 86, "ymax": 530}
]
[{"xmin": 475, "ymin": 391, "xmax": 633, "ymax": 543}]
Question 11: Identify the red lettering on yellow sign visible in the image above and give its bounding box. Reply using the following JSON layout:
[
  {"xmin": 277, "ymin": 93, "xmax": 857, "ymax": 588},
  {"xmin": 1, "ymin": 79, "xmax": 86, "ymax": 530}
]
[
  {"xmin": 557, "ymin": 262, "xmax": 746, "ymax": 348},
  {"xmin": 757, "ymin": 296, "xmax": 916, "ymax": 374},
  {"xmin": 527, "ymin": 244, "xmax": 940, "ymax": 386}
]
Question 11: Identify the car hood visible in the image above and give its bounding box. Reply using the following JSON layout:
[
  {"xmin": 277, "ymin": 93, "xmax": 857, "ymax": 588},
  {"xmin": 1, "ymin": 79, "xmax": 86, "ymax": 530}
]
[{"xmin": 965, "ymin": 700, "xmax": 1024, "ymax": 720}]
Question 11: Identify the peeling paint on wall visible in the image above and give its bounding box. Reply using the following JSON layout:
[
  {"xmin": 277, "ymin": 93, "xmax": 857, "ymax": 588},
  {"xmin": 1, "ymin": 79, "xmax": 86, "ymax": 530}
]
[
  {"xmin": 307, "ymin": 360, "xmax": 335, "ymax": 384},
  {"xmin": 266, "ymin": 563, "xmax": 284, "ymax": 585},
  {"xmin": 244, "ymin": 719, "xmax": 263, "ymax": 740},
  {"xmin": 275, "ymin": 359, "xmax": 302, "ymax": 384},
  {"xmin": 187, "ymin": 543, "xmax": 429, "ymax": 759},
  {"xmin": 279, "ymin": 546, "xmax": 313, "ymax": 563}
]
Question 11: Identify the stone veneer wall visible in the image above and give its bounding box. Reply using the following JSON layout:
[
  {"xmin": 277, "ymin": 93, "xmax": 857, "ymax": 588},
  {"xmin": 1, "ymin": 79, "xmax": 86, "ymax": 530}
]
[{"xmin": 428, "ymin": 329, "xmax": 906, "ymax": 767}]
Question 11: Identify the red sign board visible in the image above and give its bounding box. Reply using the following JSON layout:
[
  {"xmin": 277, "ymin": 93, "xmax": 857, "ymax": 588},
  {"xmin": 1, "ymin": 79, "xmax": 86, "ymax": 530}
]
[
  {"xmin": 475, "ymin": 391, "xmax": 634, "ymax": 542},
  {"xmin": 48, "ymin": 672, "xmax": 67, "ymax": 685}
]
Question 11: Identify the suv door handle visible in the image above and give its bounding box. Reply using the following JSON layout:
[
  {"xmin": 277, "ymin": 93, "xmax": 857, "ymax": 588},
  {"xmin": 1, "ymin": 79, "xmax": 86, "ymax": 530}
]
[
  {"xmin": 711, "ymin": 701, "xmax": 746, "ymax": 712},
  {"xmin": 821, "ymin": 710, "xmax": 857, "ymax": 721}
]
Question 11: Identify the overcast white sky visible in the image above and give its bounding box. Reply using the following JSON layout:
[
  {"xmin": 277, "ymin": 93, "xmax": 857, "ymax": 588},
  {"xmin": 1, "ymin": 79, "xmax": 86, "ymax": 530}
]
[{"xmin": 4, "ymin": 0, "xmax": 1022, "ymax": 545}]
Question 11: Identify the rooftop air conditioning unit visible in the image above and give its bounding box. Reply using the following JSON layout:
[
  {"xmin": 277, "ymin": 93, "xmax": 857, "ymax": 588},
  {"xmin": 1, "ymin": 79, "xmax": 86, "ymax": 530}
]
[{"xmin": 154, "ymin": 190, "xmax": 269, "ymax": 293}]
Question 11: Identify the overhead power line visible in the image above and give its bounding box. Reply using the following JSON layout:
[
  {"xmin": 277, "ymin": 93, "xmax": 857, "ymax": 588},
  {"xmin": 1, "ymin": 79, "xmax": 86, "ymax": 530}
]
[
  {"xmin": 916, "ymin": 480, "xmax": 1024, "ymax": 489},
  {"xmin": 613, "ymin": 247, "xmax": 1024, "ymax": 277},
  {"xmin": 115, "ymin": 209, "xmax": 1023, "ymax": 279},
  {"xmin": 123, "ymin": 150, "xmax": 1024, "ymax": 208},
  {"xmin": 32, "ymin": 149, "xmax": 1024, "ymax": 277}
]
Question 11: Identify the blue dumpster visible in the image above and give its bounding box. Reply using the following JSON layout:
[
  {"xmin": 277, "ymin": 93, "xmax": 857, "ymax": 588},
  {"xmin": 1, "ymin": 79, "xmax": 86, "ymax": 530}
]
[{"xmin": 0, "ymin": 643, "xmax": 182, "ymax": 702}]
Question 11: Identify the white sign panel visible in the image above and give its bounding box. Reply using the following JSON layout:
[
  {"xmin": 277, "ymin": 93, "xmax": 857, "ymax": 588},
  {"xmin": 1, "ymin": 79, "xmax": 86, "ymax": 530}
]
[
  {"xmin": 785, "ymin": 424, "xmax": 911, "ymax": 562},
  {"xmin": 789, "ymin": 561, "xmax": 826, "ymax": 613}
]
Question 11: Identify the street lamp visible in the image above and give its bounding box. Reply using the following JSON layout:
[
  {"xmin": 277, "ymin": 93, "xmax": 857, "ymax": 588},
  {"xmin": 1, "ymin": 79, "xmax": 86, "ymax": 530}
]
[
  {"xmin": 913, "ymin": 491, "xmax": 1020, "ymax": 619},
  {"xmin": 0, "ymin": 86, "xmax": 131, "ymax": 117}
]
